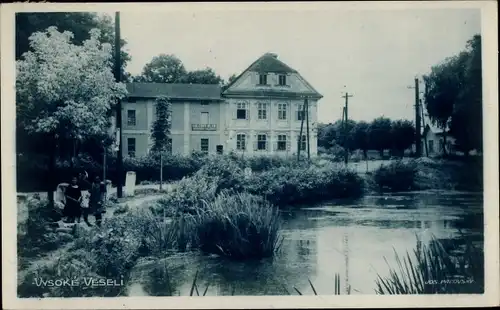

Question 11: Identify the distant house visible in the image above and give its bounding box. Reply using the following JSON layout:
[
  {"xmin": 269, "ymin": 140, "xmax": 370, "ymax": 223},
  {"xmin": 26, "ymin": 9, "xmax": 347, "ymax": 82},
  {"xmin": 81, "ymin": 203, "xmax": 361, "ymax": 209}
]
[{"xmin": 421, "ymin": 124, "xmax": 456, "ymax": 157}]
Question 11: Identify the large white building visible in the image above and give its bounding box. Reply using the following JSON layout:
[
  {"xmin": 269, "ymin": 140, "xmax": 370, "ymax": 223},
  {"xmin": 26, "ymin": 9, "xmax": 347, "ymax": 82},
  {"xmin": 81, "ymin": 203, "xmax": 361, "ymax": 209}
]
[{"xmin": 121, "ymin": 52, "xmax": 323, "ymax": 157}]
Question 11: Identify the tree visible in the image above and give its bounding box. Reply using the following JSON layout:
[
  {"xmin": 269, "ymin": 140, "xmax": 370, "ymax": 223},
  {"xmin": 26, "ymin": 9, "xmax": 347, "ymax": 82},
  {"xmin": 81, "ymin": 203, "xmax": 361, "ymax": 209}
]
[
  {"xmin": 390, "ymin": 120, "xmax": 415, "ymax": 157},
  {"xmin": 151, "ymin": 96, "xmax": 172, "ymax": 153},
  {"xmin": 179, "ymin": 68, "xmax": 224, "ymax": 85},
  {"xmin": 15, "ymin": 12, "xmax": 131, "ymax": 78},
  {"xmin": 228, "ymin": 74, "xmax": 238, "ymax": 83},
  {"xmin": 368, "ymin": 117, "xmax": 392, "ymax": 157},
  {"xmin": 16, "ymin": 27, "xmax": 127, "ymax": 204},
  {"xmin": 151, "ymin": 96, "xmax": 172, "ymax": 190},
  {"xmin": 333, "ymin": 119, "xmax": 356, "ymax": 151},
  {"xmin": 423, "ymin": 34, "xmax": 482, "ymax": 155},
  {"xmin": 140, "ymin": 54, "xmax": 187, "ymax": 83},
  {"xmin": 351, "ymin": 121, "xmax": 370, "ymax": 159},
  {"xmin": 423, "ymin": 54, "xmax": 466, "ymax": 156},
  {"xmin": 317, "ymin": 123, "xmax": 338, "ymax": 149},
  {"xmin": 450, "ymin": 35, "xmax": 482, "ymax": 154}
]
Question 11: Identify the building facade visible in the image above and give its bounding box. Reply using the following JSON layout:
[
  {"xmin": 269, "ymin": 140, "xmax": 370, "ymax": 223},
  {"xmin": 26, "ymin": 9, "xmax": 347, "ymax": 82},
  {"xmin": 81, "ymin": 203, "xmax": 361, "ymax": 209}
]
[
  {"xmin": 421, "ymin": 124, "xmax": 456, "ymax": 157},
  {"xmin": 121, "ymin": 53, "xmax": 323, "ymax": 157}
]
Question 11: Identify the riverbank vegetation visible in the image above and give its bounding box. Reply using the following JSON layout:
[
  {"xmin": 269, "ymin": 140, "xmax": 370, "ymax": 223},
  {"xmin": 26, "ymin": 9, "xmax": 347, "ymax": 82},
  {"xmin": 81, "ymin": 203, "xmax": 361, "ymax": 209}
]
[
  {"xmin": 376, "ymin": 236, "xmax": 484, "ymax": 294},
  {"xmin": 371, "ymin": 156, "xmax": 483, "ymax": 192}
]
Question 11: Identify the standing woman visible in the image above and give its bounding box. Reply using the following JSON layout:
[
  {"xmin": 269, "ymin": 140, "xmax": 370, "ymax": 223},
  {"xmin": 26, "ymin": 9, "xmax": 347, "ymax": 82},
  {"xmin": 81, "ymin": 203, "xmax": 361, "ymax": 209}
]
[{"xmin": 64, "ymin": 176, "xmax": 82, "ymax": 223}]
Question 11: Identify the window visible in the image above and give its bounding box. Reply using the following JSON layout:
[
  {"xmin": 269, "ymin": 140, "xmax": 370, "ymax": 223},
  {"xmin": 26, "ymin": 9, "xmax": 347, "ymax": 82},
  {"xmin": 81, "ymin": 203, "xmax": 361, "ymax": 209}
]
[
  {"xmin": 127, "ymin": 138, "xmax": 136, "ymax": 157},
  {"xmin": 236, "ymin": 134, "xmax": 246, "ymax": 151},
  {"xmin": 216, "ymin": 145, "xmax": 223, "ymax": 154},
  {"xmin": 236, "ymin": 102, "xmax": 248, "ymax": 120},
  {"xmin": 257, "ymin": 134, "xmax": 267, "ymax": 151},
  {"xmin": 277, "ymin": 134, "xmax": 287, "ymax": 151},
  {"xmin": 127, "ymin": 110, "xmax": 136, "ymax": 126},
  {"xmin": 278, "ymin": 74, "xmax": 287, "ymax": 86},
  {"xmin": 259, "ymin": 74, "xmax": 268, "ymax": 85},
  {"xmin": 200, "ymin": 112, "xmax": 209, "ymax": 124},
  {"xmin": 201, "ymin": 101, "xmax": 209, "ymax": 106},
  {"xmin": 200, "ymin": 138, "xmax": 209, "ymax": 154},
  {"xmin": 428, "ymin": 140, "xmax": 434, "ymax": 153},
  {"xmin": 278, "ymin": 103, "xmax": 287, "ymax": 120},
  {"xmin": 258, "ymin": 103, "xmax": 267, "ymax": 120},
  {"xmin": 298, "ymin": 135, "xmax": 307, "ymax": 151},
  {"xmin": 296, "ymin": 105, "xmax": 306, "ymax": 121}
]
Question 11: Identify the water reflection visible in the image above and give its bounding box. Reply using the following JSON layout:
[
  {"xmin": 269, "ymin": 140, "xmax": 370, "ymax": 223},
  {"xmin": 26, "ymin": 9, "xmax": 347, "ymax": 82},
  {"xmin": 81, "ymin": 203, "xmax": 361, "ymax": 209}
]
[{"xmin": 128, "ymin": 191, "xmax": 483, "ymax": 296}]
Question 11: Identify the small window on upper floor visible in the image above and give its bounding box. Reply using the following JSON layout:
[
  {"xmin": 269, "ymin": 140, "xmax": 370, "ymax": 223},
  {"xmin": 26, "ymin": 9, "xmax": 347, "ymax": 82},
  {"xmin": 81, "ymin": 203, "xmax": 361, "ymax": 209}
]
[
  {"xmin": 127, "ymin": 110, "xmax": 136, "ymax": 126},
  {"xmin": 278, "ymin": 74, "xmax": 287, "ymax": 86},
  {"xmin": 258, "ymin": 74, "xmax": 268, "ymax": 85}
]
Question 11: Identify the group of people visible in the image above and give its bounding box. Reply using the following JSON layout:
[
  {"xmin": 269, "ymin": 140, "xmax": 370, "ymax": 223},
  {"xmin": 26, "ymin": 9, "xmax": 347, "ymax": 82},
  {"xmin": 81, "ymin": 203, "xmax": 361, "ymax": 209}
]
[{"xmin": 63, "ymin": 172, "xmax": 107, "ymax": 227}]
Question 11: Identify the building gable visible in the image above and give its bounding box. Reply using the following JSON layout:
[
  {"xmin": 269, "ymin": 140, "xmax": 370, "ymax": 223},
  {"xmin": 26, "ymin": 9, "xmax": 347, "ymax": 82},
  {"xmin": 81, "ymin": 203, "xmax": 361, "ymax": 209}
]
[{"xmin": 223, "ymin": 53, "xmax": 322, "ymax": 100}]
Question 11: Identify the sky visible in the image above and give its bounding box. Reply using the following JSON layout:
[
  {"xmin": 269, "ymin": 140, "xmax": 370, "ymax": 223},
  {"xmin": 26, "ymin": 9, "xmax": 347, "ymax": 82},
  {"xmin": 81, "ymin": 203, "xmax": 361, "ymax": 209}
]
[{"xmin": 117, "ymin": 6, "xmax": 481, "ymax": 124}]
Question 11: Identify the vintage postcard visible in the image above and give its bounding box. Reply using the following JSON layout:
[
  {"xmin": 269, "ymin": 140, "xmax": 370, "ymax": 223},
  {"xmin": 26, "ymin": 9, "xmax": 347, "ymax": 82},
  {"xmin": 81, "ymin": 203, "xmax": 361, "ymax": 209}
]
[{"xmin": 1, "ymin": 1, "xmax": 498, "ymax": 309}]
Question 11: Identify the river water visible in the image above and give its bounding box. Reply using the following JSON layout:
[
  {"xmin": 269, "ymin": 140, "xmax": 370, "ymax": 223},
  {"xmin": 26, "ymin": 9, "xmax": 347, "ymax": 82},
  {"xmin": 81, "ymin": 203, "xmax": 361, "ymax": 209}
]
[{"xmin": 127, "ymin": 190, "xmax": 483, "ymax": 296}]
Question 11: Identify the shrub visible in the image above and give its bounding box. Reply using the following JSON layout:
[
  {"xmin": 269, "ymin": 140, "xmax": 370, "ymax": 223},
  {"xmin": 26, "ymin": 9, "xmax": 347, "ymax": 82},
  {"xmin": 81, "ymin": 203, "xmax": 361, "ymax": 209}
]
[
  {"xmin": 195, "ymin": 155, "xmax": 245, "ymax": 193},
  {"xmin": 238, "ymin": 155, "xmax": 303, "ymax": 172},
  {"xmin": 245, "ymin": 164, "xmax": 364, "ymax": 207},
  {"xmin": 17, "ymin": 197, "xmax": 67, "ymax": 258},
  {"xmin": 373, "ymin": 160, "xmax": 417, "ymax": 192},
  {"xmin": 73, "ymin": 215, "xmax": 143, "ymax": 278},
  {"xmin": 188, "ymin": 192, "xmax": 282, "ymax": 260},
  {"xmin": 113, "ymin": 204, "xmax": 130, "ymax": 215},
  {"xmin": 156, "ymin": 174, "xmax": 219, "ymax": 217},
  {"xmin": 16, "ymin": 152, "xmax": 203, "ymax": 192}
]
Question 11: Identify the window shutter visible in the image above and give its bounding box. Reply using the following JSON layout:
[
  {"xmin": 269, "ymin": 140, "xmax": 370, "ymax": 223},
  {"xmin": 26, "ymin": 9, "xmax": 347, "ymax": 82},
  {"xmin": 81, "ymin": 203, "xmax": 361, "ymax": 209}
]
[
  {"xmin": 273, "ymin": 142, "xmax": 278, "ymax": 151},
  {"xmin": 286, "ymin": 141, "xmax": 291, "ymax": 151},
  {"xmin": 253, "ymin": 141, "xmax": 258, "ymax": 151},
  {"xmin": 245, "ymin": 103, "xmax": 250, "ymax": 120},
  {"xmin": 265, "ymin": 138, "xmax": 269, "ymax": 151},
  {"xmin": 233, "ymin": 104, "xmax": 237, "ymax": 120}
]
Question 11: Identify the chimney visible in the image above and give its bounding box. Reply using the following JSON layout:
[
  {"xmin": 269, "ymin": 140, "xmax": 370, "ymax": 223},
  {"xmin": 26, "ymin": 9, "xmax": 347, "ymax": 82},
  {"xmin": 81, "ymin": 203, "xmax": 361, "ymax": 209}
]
[{"xmin": 265, "ymin": 52, "xmax": 278, "ymax": 59}]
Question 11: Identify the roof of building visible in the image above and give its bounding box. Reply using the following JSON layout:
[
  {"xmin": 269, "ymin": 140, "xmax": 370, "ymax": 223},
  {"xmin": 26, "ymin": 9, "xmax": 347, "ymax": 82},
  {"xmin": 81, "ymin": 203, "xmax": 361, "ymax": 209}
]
[
  {"xmin": 126, "ymin": 83, "xmax": 222, "ymax": 100},
  {"xmin": 222, "ymin": 52, "xmax": 322, "ymax": 99},
  {"xmin": 246, "ymin": 52, "xmax": 298, "ymax": 74}
]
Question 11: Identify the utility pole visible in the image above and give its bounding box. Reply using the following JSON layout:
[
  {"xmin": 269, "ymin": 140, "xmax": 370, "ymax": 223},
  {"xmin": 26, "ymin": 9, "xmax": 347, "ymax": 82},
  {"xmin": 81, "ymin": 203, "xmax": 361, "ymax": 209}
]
[
  {"xmin": 421, "ymin": 102, "xmax": 429, "ymax": 157},
  {"xmin": 422, "ymin": 80, "xmax": 429, "ymax": 157},
  {"xmin": 297, "ymin": 99, "xmax": 307, "ymax": 161},
  {"xmin": 115, "ymin": 12, "xmax": 124, "ymax": 198},
  {"xmin": 305, "ymin": 97, "xmax": 310, "ymax": 160},
  {"xmin": 408, "ymin": 78, "xmax": 421, "ymax": 157},
  {"xmin": 341, "ymin": 92, "xmax": 353, "ymax": 165}
]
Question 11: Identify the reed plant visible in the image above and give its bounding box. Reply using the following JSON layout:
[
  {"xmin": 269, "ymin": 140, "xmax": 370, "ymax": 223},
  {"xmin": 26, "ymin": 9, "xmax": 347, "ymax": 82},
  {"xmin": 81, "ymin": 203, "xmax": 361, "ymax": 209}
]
[
  {"xmin": 187, "ymin": 192, "xmax": 282, "ymax": 260},
  {"xmin": 375, "ymin": 236, "xmax": 484, "ymax": 294},
  {"xmin": 290, "ymin": 274, "xmax": 351, "ymax": 295}
]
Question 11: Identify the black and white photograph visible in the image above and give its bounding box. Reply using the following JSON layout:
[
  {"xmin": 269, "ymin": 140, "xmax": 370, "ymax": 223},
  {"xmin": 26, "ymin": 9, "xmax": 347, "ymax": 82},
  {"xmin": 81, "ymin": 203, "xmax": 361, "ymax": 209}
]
[{"xmin": 1, "ymin": 1, "xmax": 498, "ymax": 309}]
